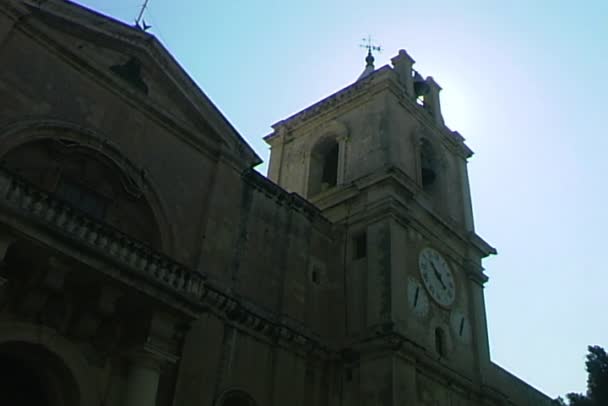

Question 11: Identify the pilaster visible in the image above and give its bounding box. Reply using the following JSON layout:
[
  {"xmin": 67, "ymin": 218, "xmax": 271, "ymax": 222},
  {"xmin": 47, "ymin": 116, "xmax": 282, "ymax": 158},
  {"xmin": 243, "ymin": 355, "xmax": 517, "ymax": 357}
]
[
  {"xmin": 336, "ymin": 133, "xmax": 349, "ymax": 187},
  {"xmin": 366, "ymin": 219, "xmax": 393, "ymax": 327},
  {"xmin": 464, "ymin": 260, "xmax": 491, "ymax": 386},
  {"xmin": 123, "ymin": 312, "xmax": 181, "ymax": 406},
  {"xmin": 457, "ymin": 151, "xmax": 475, "ymax": 232},
  {"xmin": 123, "ymin": 349, "xmax": 165, "ymax": 406},
  {"xmin": 424, "ymin": 76, "xmax": 445, "ymax": 126}
]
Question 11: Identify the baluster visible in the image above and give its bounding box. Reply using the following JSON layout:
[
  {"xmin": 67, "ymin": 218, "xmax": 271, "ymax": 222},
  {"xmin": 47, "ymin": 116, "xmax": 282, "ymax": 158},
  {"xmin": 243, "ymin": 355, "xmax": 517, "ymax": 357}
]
[
  {"xmin": 127, "ymin": 246, "xmax": 138, "ymax": 267},
  {"xmin": 109, "ymin": 237, "xmax": 119, "ymax": 256},
  {"xmin": 175, "ymin": 269, "xmax": 185, "ymax": 290},
  {"xmin": 65, "ymin": 213, "xmax": 80, "ymax": 234},
  {"xmin": 137, "ymin": 252, "xmax": 148, "ymax": 270},
  {"xmin": 77, "ymin": 218, "xmax": 90, "ymax": 239},
  {"xmin": 156, "ymin": 262, "xmax": 167, "ymax": 281},
  {"xmin": 6, "ymin": 181, "xmax": 21, "ymax": 202},
  {"xmin": 97, "ymin": 230, "xmax": 109, "ymax": 249},
  {"xmin": 119, "ymin": 239, "xmax": 128, "ymax": 261},
  {"xmin": 166, "ymin": 265, "xmax": 176, "ymax": 286},
  {"xmin": 146, "ymin": 258, "xmax": 158, "ymax": 276},
  {"xmin": 32, "ymin": 192, "xmax": 45, "ymax": 215},
  {"xmin": 86, "ymin": 223, "xmax": 99, "ymax": 244},
  {"xmin": 44, "ymin": 200, "xmax": 57, "ymax": 222},
  {"xmin": 21, "ymin": 190, "xmax": 33, "ymax": 210}
]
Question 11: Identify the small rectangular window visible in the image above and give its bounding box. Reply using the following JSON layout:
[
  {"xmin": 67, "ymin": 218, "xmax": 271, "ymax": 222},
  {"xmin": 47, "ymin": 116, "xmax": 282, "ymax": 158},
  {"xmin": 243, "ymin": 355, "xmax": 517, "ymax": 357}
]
[
  {"xmin": 310, "ymin": 265, "xmax": 322, "ymax": 285},
  {"xmin": 353, "ymin": 232, "xmax": 367, "ymax": 260}
]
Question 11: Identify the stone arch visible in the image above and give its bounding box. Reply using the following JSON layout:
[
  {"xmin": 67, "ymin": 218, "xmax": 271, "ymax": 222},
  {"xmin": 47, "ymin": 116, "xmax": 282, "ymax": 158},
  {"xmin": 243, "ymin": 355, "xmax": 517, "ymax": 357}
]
[
  {"xmin": 309, "ymin": 136, "xmax": 339, "ymax": 196},
  {"xmin": 307, "ymin": 120, "xmax": 348, "ymax": 197},
  {"xmin": 0, "ymin": 321, "xmax": 100, "ymax": 406},
  {"xmin": 0, "ymin": 119, "xmax": 174, "ymax": 252},
  {"xmin": 215, "ymin": 389, "xmax": 258, "ymax": 406},
  {"xmin": 419, "ymin": 137, "xmax": 439, "ymax": 189}
]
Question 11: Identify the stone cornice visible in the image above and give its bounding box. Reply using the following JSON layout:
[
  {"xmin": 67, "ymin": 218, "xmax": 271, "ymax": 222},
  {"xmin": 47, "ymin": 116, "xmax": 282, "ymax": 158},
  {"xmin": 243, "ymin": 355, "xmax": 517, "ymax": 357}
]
[
  {"xmin": 346, "ymin": 327, "xmax": 553, "ymax": 404},
  {"xmin": 410, "ymin": 193, "xmax": 496, "ymax": 262},
  {"xmin": 0, "ymin": 0, "xmax": 29, "ymax": 21},
  {"xmin": 346, "ymin": 328, "xmax": 484, "ymax": 395},
  {"xmin": 0, "ymin": 167, "xmax": 330, "ymax": 356},
  {"xmin": 200, "ymin": 285, "xmax": 332, "ymax": 357},
  {"xmin": 463, "ymin": 260, "xmax": 489, "ymax": 285},
  {"xmin": 488, "ymin": 362, "xmax": 554, "ymax": 405},
  {"xmin": 341, "ymin": 328, "xmax": 550, "ymax": 404},
  {"xmin": 17, "ymin": 0, "xmax": 261, "ymax": 169},
  {"xmin": 468, "ymin": 232, "xmax": 497, "ymax": 258},
  {"xmin": 395, "ymin": 90, "xmax": 474, "ymax": 161},
  {"xmin": 10, "ymin": 8, "xmax": 219, "ymax": 164},
  {"xmin": 265, "ymin": 62, "xmax": 473, "ymax": 161},
  {"xmin": 265, "ymin": 67, "xmax": 395, "ymax": 142},
  {"xmin": 0, "ymin": 168, "xmax": 207, "ymax": 307},
  {"xmin": 314, "ymin": 167, "xmax": 492, "ymax": 261},
  {"xmin": 241, "ymin": 169, "xmax": 333, "ymax": 228}
]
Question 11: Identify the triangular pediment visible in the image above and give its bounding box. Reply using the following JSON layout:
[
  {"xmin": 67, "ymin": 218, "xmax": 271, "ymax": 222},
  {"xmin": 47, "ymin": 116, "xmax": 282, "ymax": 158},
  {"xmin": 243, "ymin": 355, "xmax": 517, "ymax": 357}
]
[{"xmin": 7, "ymin": 0, "xmax": 261, "ymax": 168}]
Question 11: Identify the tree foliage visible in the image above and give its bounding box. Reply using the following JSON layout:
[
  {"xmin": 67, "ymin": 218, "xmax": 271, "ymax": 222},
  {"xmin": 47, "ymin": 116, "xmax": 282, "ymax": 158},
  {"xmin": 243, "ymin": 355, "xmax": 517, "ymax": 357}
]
[{"xmin": 557, "ymin": 345, "xmax": 608, "ymax": 406}]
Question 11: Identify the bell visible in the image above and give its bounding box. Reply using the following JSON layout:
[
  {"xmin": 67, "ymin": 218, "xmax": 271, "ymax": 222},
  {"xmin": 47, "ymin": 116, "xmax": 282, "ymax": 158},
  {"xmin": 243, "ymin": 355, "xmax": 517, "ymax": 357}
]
[{"xmin": 413, "ymin": 72, "xmax": 430, "ymax": 97}]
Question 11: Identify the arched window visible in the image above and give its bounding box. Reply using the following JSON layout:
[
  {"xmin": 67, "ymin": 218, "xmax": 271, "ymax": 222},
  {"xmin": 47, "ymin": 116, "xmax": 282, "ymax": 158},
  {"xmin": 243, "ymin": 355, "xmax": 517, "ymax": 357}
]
[
  {"xmin": 435, "ymin": 327, "xmax": 446, "ymax": 357},
  {"xmin": 0, "ymin": 342, "xmax": 80, "ymax": 406},
  {"xmin": 1, "ymin": 139, "xmax": 162, "ymax": 248},
  {"xmin": 218, "ymin": 390, "xmax": 257, "ymax": 406},
  {"xmin": 308, "ymin": 137, "xmax": 340, "ymax": 197},
  {"xmin": 419, "ymin": 138, "xmax": 437, "ymax": 189}
]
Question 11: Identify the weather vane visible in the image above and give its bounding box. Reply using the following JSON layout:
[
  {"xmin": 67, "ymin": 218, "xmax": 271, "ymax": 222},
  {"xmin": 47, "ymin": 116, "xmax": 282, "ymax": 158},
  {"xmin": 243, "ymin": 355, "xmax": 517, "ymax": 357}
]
[
  {"xmin": 359, "ymin": 35, "xmax": 382, "ymax": 56},
  {"xmin": 134, "ymin": 0, "xmax": 151, "ymax": 31}
]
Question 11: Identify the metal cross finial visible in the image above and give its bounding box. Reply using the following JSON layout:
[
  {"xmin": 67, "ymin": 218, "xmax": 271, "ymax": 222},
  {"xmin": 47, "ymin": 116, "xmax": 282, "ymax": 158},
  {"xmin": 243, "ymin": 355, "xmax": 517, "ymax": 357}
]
[
  {"xmin": 359, "ymin": 35, "xmax": 382, "ymax": 56},
  {"xmin": 135, "ymin": 0, "xmax": 152, "ymax": 31}
]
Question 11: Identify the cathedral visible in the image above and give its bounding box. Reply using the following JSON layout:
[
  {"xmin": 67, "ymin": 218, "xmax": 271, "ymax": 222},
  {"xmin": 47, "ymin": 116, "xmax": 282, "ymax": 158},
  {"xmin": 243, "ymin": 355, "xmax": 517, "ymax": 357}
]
[{"xmin": 0, "ymin": 0, "xmax": 554, "ymax": 405}]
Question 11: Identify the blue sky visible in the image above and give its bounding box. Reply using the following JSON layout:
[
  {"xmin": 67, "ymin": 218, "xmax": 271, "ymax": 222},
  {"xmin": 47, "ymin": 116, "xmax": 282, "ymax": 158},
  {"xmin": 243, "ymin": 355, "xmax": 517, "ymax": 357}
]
[{"xmin": 76, "ymin": 0, "xmax": 607, "ymax": 398}]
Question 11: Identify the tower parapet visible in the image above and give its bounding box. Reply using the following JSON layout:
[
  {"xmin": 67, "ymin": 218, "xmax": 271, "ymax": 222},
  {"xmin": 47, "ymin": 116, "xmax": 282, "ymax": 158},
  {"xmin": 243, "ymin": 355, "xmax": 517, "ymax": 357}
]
[{"xmin": 390, "ymin": 49, "xmax": 444, "ymax": 125}]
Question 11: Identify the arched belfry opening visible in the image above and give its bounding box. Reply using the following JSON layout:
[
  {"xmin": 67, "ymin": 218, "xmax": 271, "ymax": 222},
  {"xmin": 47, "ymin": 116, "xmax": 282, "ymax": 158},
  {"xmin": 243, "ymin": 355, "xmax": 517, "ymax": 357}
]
[
  {"xmin": 0, "ymin": 342, "xmax": 80, "ymax": 406},
  {"xmin": 419, "ymin": 138, "xmax": 438, "ymax": 189},
  {"xmin": 0, "ymin": 138, "xmax": 162, "ymax": 248},
  {"xmin": 308, "ymin": 137, "xmax": 340, "ymax": 197}
]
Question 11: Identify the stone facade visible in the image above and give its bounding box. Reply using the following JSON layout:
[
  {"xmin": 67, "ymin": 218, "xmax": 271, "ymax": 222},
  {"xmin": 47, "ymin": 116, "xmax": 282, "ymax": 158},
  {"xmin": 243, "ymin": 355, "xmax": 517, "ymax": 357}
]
[{"xmin": 0, "ymin": 1, "xmax": 554, "ymax": 405}]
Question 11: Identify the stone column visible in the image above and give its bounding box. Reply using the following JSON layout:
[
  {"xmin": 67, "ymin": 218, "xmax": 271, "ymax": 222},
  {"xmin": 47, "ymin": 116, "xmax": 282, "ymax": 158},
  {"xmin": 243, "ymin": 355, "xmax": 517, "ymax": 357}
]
[
  {"xmin": 391, "ymin": 49, "xmax": 416, "ymax": 97},
  {"xmin": 123, "ymin": 351, "xmax": 163, "ymax": 406}
]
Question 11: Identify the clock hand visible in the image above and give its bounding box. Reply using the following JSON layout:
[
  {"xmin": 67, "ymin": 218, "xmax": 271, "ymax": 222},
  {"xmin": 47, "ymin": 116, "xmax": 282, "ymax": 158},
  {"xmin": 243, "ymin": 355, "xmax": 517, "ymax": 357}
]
[{"xmin": 430, "ymin": 262, "xmax": 447, "ymax": 290}]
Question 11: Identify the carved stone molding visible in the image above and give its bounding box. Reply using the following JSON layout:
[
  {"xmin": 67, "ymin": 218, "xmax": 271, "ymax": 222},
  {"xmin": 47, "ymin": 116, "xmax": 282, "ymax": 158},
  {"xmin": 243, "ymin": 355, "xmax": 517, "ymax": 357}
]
[
  {"xmin": 0, "ymin": 168, "xmax": 206, "ymax": 303},
  {"xmin": 0, "ymin": 167, "xmax": 331, "ymax": 356}
]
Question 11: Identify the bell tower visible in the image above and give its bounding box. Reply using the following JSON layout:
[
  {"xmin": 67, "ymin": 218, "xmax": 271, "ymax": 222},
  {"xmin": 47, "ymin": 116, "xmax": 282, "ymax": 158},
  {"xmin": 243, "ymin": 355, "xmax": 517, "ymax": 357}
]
[{"xmin": 264, "ymin": 49, "xmax": 497, "ymax": 404}]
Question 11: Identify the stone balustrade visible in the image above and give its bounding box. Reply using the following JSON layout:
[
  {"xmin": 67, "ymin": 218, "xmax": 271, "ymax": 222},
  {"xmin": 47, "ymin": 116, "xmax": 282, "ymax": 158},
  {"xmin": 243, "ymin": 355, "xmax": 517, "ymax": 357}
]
[
  {"xmin": 0, "ymin": 167, "xmax": 329, "ymax": 355},
  {"xmin": 0, "ymin": 169, "xmax": 207, "ymax": 301}
]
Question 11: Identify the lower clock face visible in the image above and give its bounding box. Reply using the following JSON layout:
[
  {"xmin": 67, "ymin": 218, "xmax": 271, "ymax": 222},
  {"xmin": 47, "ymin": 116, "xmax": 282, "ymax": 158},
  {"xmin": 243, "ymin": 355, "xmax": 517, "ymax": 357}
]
[
  {"xmin": 407, "ymin": 277, "xmax": 429, "ymax": 318},
  {"xmin": 450, "ymin": 309, "xmax": 471, "ymax": 344},
  {"xmin": 418, "ymin": 248, "xmax": 456, "ymax": 307}
]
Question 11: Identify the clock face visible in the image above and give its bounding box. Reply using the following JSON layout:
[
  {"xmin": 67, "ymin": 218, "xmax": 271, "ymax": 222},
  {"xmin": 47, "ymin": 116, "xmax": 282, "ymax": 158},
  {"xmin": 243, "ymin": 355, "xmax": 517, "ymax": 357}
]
[
  {"xmin": 450, "ymin": 309, "xmax": 471, "ymax": 344},
  {"xmin": 407, "ymin": 277, "xmax": 429, "ymax": 318},
  {"xmin": 418, "ymin": 248, "xmax": 456, "ymax": 307}
]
